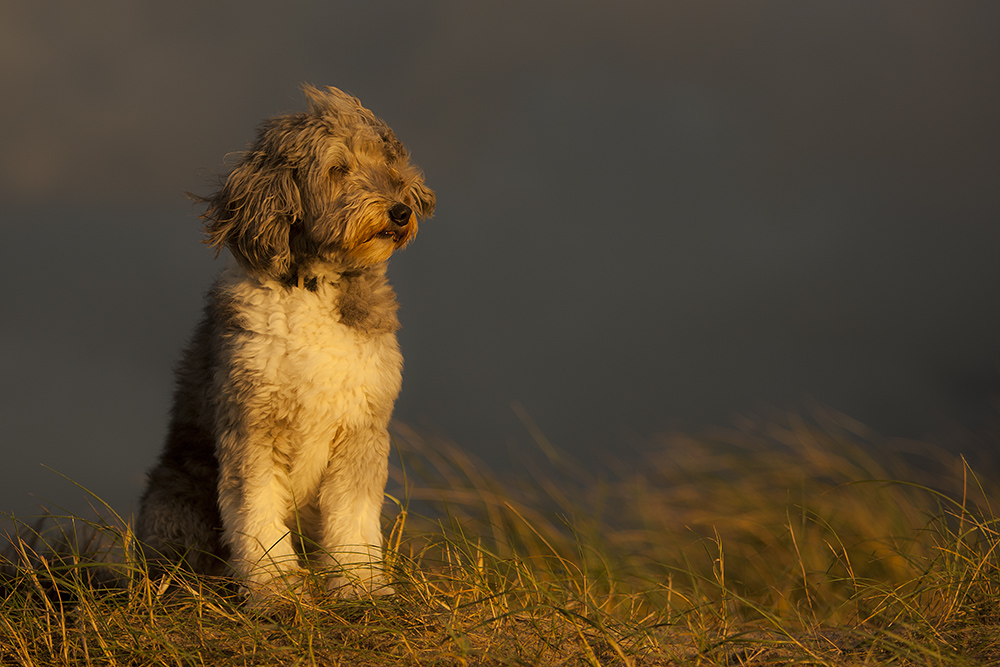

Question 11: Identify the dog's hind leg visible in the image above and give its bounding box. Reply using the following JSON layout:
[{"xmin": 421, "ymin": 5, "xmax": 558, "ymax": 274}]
[{"xmin": 136, "ymin": 460, "xmax": 227, "ymax": 577}]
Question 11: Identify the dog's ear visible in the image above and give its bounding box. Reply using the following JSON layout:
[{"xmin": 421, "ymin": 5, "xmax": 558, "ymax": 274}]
[
  {"xmin": 200, "ymin": 152, "xmax": 302, "ymax": 279},
  {"xmin": 410, "ymin": 180, "xmax": 436, "ymax": 219}
]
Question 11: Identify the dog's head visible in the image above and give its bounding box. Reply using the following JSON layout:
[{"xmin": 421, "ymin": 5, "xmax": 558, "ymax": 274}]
[{"xmin": 200, "ymin": 85, "xmax": 435, "ymax": 279}]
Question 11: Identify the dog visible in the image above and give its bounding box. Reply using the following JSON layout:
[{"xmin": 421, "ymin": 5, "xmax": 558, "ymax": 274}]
[{"xmin": 135, "ymin": 85, "xmax": 434, "ymax": 600}]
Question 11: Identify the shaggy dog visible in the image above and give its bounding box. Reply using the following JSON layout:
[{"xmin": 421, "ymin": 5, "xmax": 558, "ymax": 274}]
[{"xmin": 135, "ymin": 85, "xmax": 434, "ymax": 600}]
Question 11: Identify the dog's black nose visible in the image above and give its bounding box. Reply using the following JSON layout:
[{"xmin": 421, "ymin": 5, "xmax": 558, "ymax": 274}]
[{"xmin": 388, "ymin": 202, "xmax": 412, "ymax": 227}]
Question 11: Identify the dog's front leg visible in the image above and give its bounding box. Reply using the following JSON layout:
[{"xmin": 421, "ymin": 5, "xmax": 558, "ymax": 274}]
[
  {"xmin": 216, "ymin": 424, "xmax": 303, "ymax": 597},
  {"xmin": 316, "ymin": 427, "xmax": 393, "ymax": 597}
]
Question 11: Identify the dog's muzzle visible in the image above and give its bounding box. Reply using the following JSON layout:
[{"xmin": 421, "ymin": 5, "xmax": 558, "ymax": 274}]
[{"xmin": 373, "ymin": 202, "xmax": 412, "ymax": 242}]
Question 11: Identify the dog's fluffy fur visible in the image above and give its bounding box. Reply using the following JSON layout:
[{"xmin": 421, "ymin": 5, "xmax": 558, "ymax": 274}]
[{"xmin": 135, "ymin": 85, "xmax": 434, "ymax": 599}]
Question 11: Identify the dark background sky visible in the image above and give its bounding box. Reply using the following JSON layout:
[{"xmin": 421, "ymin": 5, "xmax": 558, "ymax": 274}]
[{"xmin": 2, "ymin": 2, "xmax": 999, "ymax": 522}]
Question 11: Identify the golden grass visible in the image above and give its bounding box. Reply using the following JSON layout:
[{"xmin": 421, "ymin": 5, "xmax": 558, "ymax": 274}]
[{"xmin": 3, "ymin": 407, "xmax": 1000, "ymax": 665}]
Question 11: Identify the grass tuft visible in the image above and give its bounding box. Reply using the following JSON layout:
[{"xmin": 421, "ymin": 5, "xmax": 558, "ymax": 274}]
[{"xmin": 3, "ymin": 408, "xmax": 1000, "ymax": 665}]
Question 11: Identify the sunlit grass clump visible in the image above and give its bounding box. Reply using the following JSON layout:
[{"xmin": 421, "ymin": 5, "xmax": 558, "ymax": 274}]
[{"xmin": 3, "ymin": 407, "xmax": 1000, "ymax": 665}]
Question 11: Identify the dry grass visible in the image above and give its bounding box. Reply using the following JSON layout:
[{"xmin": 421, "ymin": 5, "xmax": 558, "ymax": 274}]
[{"xmin": 3, "ymin": 406, "xmax": 1000, "ymax": 665}]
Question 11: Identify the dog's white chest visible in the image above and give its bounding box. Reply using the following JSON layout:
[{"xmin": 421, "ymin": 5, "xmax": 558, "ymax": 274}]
[{"xmin": 220, "ymin": 269, "xmax": 403, "ymax": 435}]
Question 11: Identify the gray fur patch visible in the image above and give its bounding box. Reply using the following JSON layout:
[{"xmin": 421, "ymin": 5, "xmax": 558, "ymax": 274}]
[{"xmin": 333, "ymin": 269, "xmax": 400, "ymax": 335}]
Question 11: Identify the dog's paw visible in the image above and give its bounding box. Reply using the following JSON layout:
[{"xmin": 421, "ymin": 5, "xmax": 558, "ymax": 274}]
[
  {"xmin": 325, "ymin": 574, "xmax": 395, "ymax": 599},
  {"xmin": 239, "ymin": 569, "xmax": 310, "ymax": 609}
]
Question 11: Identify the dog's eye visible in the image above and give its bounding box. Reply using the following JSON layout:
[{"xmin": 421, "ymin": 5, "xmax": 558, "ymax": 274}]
[{"xmin": 329, "ymin": 163, "xmax": 350, "ymax": 176}]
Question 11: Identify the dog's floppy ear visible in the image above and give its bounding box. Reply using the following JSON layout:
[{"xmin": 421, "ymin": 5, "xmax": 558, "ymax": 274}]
[
  {"xmin": 410, "ymin": 180, "xmax": 436, "ymax": 219},
  {"xmin": 201, "ymin": 151, "xmax": 302, "ymax": 279}
]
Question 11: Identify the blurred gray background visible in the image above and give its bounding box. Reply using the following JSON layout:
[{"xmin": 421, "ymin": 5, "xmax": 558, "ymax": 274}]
[{"xmin": 2, "ymin": 2, "xmax": 999, "ymax": 521}]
